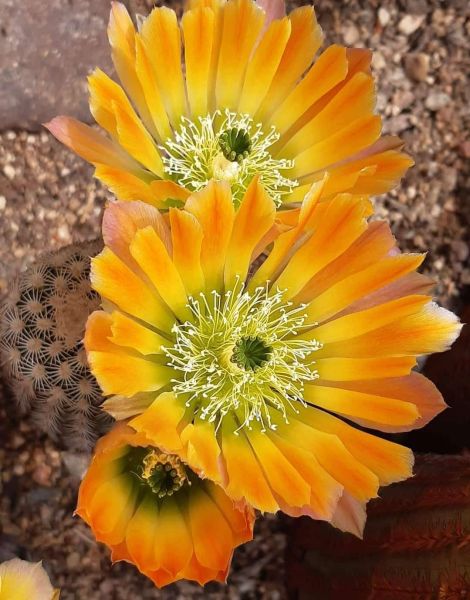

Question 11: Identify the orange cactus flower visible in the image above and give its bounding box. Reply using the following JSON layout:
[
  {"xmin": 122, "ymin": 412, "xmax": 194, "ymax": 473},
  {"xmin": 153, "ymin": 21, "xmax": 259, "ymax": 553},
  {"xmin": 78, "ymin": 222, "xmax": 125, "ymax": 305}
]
[
  {"xmin": 45, "ymin": 0, "xmax": 412, "ymax": 209},
  {"xmin": 77, "ymin": 422, "xmax": 254, "ymax": 587},
  {"xmin": 84, "ymin": 179, "xmax": 461, "ymax": 536},
  {"xmin": 0, "ymin": 558, "xmax": 59, "ymax": 600}
]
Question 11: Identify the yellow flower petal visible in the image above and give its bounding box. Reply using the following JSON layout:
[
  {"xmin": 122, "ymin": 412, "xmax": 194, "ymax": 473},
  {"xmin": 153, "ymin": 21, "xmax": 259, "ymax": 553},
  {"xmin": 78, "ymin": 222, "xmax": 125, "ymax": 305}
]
[
  {"xmin": 130, "ymin": 226, "xmax": 191, "ymax": 321},
  {"xmin": 303, "ymin": 383, "xmax": 420, "ymax": 428},
  {"xmin": 299, "ymin": 405, "xmax": 414, "ymax": 486},
  {"xmin": 112, "ymin": 98, "xmax": 164, "ymax": 176},
  {"xmin": 181, "ymin": 421, "xmax": 222, "ymax": 482},
  {"xmin": 317, "ymin": 303, "xmax": 461, "ymax": 358},
  {"xmin": 292, "ymin": 115, "xmax": 382, "ymax": 179},
  {"xmin": 108, "ymin": 2, "xmax": 158, "ymax": 138},
  {"xmin": 109, "ymin": 311, "xmax": 167, "ymax": 355},
  {"xmin": 153, "ymin": 500, "xmax": 193, "ymax": 576},
  {"xmin": 246, "ymin": 426, "xmax": 311, "ymax": 508},
  {"xmin": 130, "ymin": 393, "xmax": 187, "ymax": 452},
  {"xmin": 256, "ymin": 5, "xmax": 323, "ymax": 120},
  {"xmin": 0, "ymin": 559, "xmax": 58, "ymax": 600},
  {"xmin": 269, "ymin": 432, "xmax": 343, "ymax": 520},
  {"xmin": 280, "ymin": 72, "xmax": 375, "ymax": 158},
  {"xmin": 169, "ymin": 208, "xmax": 205, "ymax": 297},
  {"xmin": 140, "ymin": 7, "xmax": 187, "ymax": 127},
  {"xmin": 221, "ymin": 423, "xmax": 278, "ymax": 512},
  {"xmin": 304, "ymin": 253, "xmax": 425, "ymax": 323},
  {"xmin": 88, "ymin": 350, "xmax": 173, "ymax": 397},
  {"xmin": 188, "ymin": 486, "xmax": 237, "ymax": 571},
  {"xmin": 295, "ymin": 220, "xmax": 398, "ymax": 303},
  {"xmin": 278, "ymin": 416, "xmax": 380, "ymax": 502},
  {"xmin": 184, "ymin": 180, "xmax": 235, "ymax": 292},
  {"xmin": 91, "ymin": 247, "xmax": 173, "ymax": 331},
  {"xmin": 237, "ymin": 16, "xmax": 291, "ymax": 116},
  {"xmin": 126, "ymin": 495, "xmax": 160, "ymax": 571},
  {"xmin": 93, "ymin": 164, "xmax": 163, "ymax": 206},
  {"xmin": 274, "ymin": 194, "xmax": 370, "ymax": 299},
  {"xmin": 182, "ymin": 6, "xmax": 216, "ymax": 117},
  {"xmin": 134, "ymin": 33, "xmax": 173, "ymax": 141},
  {"xmin": 315, "ymin": 356, "xmax": 416, "ymax": 381},
  {"xmin": 309, "ymin": 294, "xmax": 431, "ymax": 343},
  {"xmin": 268, "ymin": 45, "xmax": 348, "ymax": 136},
  {"xmin": 215, "ymin": 0, "xmax": 264, "ymax": 110},
  {"xmin": 224, "ymin": 176, "xmax": 276, "ymax": 288}
]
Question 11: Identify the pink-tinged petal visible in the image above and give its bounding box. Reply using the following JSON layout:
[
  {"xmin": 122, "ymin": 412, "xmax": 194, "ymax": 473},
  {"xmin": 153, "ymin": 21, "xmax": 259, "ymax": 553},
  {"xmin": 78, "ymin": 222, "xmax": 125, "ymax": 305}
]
[
  {"xmin": 257, "ymin": 0, "xmax": 285, "ymax": 26},
  {"xmin": 329, "ymin": 372, "xmax": 448, "ymax": 434},
  {"xmin": 102, "ymin": 200, "xmax": 171, "ymax": 267},
  {"xmin": 45, "ymin": 116, "xmax": 140, "ymax": 173},
  {"xmin": 330, "ymin": 492, "xmax": 367, "ymax": 538}
]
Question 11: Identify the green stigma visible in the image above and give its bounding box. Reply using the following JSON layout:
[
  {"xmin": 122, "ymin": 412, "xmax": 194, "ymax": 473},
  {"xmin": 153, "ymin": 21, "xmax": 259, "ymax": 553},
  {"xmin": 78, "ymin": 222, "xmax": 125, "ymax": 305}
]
[
  {"xmin": 232, "ymin": 336, "xmax": 272, "ymax": 370},
  {"xmin": 219, "ymin": 127, "xmax": 252, "ymax": 163},
  {"xmin": 140, "ymin": 449, "xmax": 189, "ymax": 498}
]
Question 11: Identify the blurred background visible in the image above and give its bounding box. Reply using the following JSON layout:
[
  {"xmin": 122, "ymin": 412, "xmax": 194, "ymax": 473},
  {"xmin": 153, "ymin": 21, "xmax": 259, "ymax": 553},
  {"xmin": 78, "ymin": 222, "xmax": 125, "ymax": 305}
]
[{"xmin": 0, "ymin": 0, "xmax": 468, "ymax": 598}]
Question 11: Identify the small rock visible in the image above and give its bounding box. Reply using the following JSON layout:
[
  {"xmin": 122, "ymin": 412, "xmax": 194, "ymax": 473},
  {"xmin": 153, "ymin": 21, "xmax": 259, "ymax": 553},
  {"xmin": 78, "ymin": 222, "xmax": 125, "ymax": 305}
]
[
  {"xmin": 459, "ymin": 141, "xmax": 470, "ymax": 158},
  {"xmin": 343, "ymin": 24, "xmax": 360, "ymax": 45},
  {"xmin": 57, "ymin": 223, "xmax": 70, "ymax": 241},
  {"xmin": 66, "ymin": 552, "xmax": 81, "ymax": 570},
  {"xmin": 398, "ymin": 14, "xmax": 425, "ymax": 35},
  {"xmin": 99, "ymin": 581, "xmax": 114, "ymax": 594},
  {"xmin": 10, "ymin": 434, "xmax": 25, "ymax": 449},
  {"xmin": 442, "ymin": 167, "xmax": 458, "ymax": 192},
  {"xmin": 32, "ymin": 463, "xmax": 53, "ymax": 487},
  {"xmin": 462, "ymin": 270, "xmax": 470, "ymax": 285},
  {"xmin": 388, "ymin": 114, "xmax": 411, "ymax": 134},
  {"xmin": 3, "ymin": 164, "xmax": 16, "ymax": 180},
  {"xmin": 13, "ymin": 464, "xmax": 25, "ymax": 476},
  {"xmin": 425, "ymin": 92, "xmax": 451, "ymax": 111},
  {"xmin": 378, "ymin": 7, "xmax": 390, "ymax": 27},
  {"xmin": 444, "ymin": 199, "xmax": 456, "ymax": 212},
  {"xmin": 40, "ymin": 504, "xmax": 52, "ymax": 522},
  {"xmin": 372, "ymin": 52, "xmax": 386, "ymax": 70},
  {"xmin": 451, "ymin": 241, "xmax": 469, "ymax": 263},
  {"xmin": 394, "ymin": 90, "xmax": 414, "ymax": 111},
  {"xmin": 0, "ymin": 195, "xmax": 6, "ymax": 211},
  {"xmin": 405, "ymin": 0, "xmax": 430, "ymax": 14},
  {"xmin": 404, "ymin": 53, "xmax": 430, "ymax": 82},
  {"xmin": 434, "ymin": 257, "xmax": 444, "ymax": 271}
]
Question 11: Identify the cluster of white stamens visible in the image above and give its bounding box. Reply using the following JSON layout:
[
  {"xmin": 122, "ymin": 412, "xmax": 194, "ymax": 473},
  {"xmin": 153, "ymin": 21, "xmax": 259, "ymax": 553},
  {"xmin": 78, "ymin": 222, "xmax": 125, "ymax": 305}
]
[
  {"xmin": 161, "ymin": 109, "xmax": 298, "ymax": 207},
  {"xmin": 164, "ymin": 282, "xmax": 321, "ymax": 432}
]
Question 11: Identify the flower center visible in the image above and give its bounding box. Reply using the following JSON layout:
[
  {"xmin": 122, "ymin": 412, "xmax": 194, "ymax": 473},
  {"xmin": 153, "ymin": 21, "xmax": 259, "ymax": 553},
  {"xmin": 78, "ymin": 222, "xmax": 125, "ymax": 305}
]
[
  {"xmin": 231, "ymin": 336, "xmax": 272, "ymax": 371},
  {"xmin": 219, "ymin": 127, "xmax": 252, "ymax": 162},
  {"xmin": 140, "ymin": 449, "xmax": 188, "ymax": 498},
  {"xmin": 164, "ymin": 282, "xmax": 321, "ymax": 432},
  {"xmin": 161, "ymin": 109, "xmax": 298, "ymax": 207}
]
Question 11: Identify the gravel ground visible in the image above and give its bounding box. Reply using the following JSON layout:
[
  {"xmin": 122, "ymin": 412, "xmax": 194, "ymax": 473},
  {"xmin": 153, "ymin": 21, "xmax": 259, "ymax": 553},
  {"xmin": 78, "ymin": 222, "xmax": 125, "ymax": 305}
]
[{"xmin": 0, "ymin": 0, "xmax": 469, "ymax": 598}]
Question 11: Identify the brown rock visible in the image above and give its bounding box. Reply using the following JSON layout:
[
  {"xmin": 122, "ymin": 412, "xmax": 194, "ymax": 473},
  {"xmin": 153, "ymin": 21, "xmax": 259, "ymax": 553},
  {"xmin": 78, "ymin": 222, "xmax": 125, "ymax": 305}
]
[
  {"xmin": 32, "ymin": 463, "xmax": 53, "ymax": 487},
  {"xmin": 425, "ymin": 91, "xmax": 451, "ymax": 111},
  {"xmin": 398, "ymin": 14, "xmax": 425, "ymax": 35},
  {"xmin": 0, "ymin": 0, "xmax": 115, "ymax": 131},
  {"xmin": 459, "ymin": 141, "xmax": 470, "ymax": 158},
  {"xmin": 404, "ymin": 52, "xmax": 430, "ymax": 81}
]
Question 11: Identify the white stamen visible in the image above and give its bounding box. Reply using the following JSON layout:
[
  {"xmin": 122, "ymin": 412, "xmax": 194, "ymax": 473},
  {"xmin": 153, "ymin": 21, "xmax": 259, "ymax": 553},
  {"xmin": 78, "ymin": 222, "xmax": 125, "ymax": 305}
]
[
  {"xmin": 164, "ymin": 280, "xmax": 320, "ymax": 432},
  {"xmin": 161, "ymin": 109, "xmax": 298, "ymax": 207}
]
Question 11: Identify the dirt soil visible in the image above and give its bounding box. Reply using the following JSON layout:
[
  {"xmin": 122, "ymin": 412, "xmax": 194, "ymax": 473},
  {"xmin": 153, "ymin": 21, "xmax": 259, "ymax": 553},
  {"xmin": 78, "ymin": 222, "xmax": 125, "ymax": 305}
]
[{"xmin": 0, "ymin": 0, "xmax": 469, "ymax": 598}]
